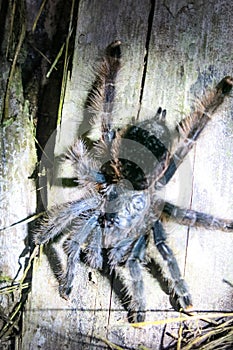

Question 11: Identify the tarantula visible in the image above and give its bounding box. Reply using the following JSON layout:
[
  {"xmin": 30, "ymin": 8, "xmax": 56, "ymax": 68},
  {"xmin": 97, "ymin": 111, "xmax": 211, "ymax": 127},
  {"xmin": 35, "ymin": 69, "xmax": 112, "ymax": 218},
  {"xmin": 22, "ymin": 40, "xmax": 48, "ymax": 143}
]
[{"xmin": 35, "ymin": 41, "xmax": 233, "ymax": 322}]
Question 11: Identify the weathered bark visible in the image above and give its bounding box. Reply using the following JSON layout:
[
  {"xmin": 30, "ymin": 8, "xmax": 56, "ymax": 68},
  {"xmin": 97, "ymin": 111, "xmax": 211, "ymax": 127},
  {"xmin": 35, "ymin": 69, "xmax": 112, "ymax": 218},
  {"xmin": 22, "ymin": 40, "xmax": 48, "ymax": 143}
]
[
  {"xmin": 0, "ymin": 1, "xmax": 37, "ymax": 349},
  {"xmin": 16, "ymin": 0, "xmax": 233, "ymax": 349}
]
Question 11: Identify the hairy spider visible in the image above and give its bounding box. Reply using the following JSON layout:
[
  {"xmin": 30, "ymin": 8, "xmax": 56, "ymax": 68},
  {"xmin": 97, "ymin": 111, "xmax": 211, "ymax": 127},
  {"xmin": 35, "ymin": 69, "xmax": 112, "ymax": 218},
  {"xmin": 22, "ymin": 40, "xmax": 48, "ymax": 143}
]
[{"xmin": 35, "ymin": 41, "xmax": 233, "ymax": 322}]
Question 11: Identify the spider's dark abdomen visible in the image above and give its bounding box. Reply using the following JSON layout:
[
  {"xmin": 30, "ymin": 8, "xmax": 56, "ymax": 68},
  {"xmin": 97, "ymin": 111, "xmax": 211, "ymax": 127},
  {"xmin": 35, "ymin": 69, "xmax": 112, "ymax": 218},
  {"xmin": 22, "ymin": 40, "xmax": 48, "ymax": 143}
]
[
  {"xmin": 100, "ymin": 116, "xmax": 171, "ymax": 190},
  {"xmin": 123, "ymin": 123, "xmax": 168, "ymax": 160},
  {"xmin": 118, "ymin": 116, "xmax": 171, "ymax": 189}
]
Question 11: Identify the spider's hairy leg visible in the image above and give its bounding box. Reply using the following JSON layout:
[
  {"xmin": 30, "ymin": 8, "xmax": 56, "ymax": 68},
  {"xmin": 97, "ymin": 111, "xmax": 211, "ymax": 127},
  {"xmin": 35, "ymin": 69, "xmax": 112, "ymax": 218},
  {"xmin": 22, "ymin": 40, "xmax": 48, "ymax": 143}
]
[
  {"xmin": 60, "ymin": 214, "xmax": 100, "ymax": 299},
  {"xmin": 121, "ymin": 235, "xmax": 147, "ymax": 323},
  {"xmin": 66, "ymin": 140, "xmax": 105, "ymax": 185},
  {"xmin": 87, "ymin": 40, "xmax": 121, "ymax": 143},
  {"xmin": 85, "ymin": 225, "xmax": 103, "ymax": 269},
  {"xmin": 153, "ymin": 220, "xmax": 192, "ymax": 310},
  {"xmin": 162, "ymin": 202, "xmax": 233, "ymax": 232},
  {"xmin": 34, "ymin": 197, "xmax": 100, "ymax": 245},
  {"xmin": 108, "ymin": 237, "xmax": 136, "ymax": 269},
  {"xmin": 159, "ymin": 76, "xmax": 233, "ymax": 185}
]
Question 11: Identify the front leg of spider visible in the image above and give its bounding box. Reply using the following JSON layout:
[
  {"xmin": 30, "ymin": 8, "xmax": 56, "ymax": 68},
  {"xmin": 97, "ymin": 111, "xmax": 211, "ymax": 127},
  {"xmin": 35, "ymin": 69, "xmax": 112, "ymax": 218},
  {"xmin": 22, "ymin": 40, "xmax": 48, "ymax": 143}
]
[
  {"xmin": 153, "ymin": 220, "xmax": 192, "ymax": 310},
  {"xmin": 159, "ymin": 76, "xmax": 233, "ymax": 185}
]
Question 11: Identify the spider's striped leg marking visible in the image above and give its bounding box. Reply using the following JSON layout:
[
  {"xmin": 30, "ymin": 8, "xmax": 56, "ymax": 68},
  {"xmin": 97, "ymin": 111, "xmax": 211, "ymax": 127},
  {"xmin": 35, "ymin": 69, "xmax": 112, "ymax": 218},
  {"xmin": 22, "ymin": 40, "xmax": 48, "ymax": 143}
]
[
  {"xmin": 162, "ymin": 202, "xmax": 233, "ymax": 232},
  {"xmin": 153, "ymin": 220, "xmax": 192, "ymax": 309},
  {"xmin": 87, "ymin": 40, "xmax": 121, "ymax": 144},
  {"xmin": 158, "ymin": 76, "xmax": 233, "ymax": 185},
  {"xmin": 59, "ymin": 215, "xmax": 99, "ymax": 299},
  {"xmin": 102, "ymin": 40, "xmax": 121, "ymax": 142},
  {"xmin": 124, "ymin": 235, "xmax": 147, "ymax": 322}
]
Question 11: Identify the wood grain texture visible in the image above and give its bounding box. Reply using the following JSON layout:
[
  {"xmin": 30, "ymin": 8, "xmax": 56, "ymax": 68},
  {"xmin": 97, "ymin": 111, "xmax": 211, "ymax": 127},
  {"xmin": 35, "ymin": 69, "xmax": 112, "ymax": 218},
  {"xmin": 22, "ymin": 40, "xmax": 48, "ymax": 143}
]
[
  {"xmin": 22, "ymin": 0, "xmax": 233, "ymax": 349},
  {"xmin": 0, "ymin": 49, "xmax": 37, "ymax": 350}
]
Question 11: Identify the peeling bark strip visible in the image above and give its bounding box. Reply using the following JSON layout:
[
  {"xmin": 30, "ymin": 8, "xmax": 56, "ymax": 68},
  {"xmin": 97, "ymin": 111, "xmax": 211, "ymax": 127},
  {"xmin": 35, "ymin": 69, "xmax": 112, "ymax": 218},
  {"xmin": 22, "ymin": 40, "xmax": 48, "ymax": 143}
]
[{"xmin": 22, "ymin": 0, "xmax": 233, "ymax": 349}]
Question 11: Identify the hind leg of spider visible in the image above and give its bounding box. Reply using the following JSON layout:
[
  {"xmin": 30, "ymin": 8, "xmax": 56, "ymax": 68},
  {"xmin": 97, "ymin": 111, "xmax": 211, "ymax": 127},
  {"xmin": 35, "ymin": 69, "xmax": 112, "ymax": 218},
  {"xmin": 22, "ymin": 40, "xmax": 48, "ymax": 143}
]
[
  {"xmin": 153, "ymin": 220, "xmax": 192, "ymax": 310},
  {"xmin": 162, "ymin": 202, "xmax": 233, "ymax": 232},
  {"xmin": 59, "ymin": 215, "xmax": 99, "ymax": 299},
  {"xmin": 114, "ymin": 235, "xmax": 147, "ymax": 322},
  {"xmin": 126, "ymin": 235, "xmax": 147, "ymax": 322},
  {"xmin": 85, "ymin": 225, "xmax": 103, "ymax": 269}
]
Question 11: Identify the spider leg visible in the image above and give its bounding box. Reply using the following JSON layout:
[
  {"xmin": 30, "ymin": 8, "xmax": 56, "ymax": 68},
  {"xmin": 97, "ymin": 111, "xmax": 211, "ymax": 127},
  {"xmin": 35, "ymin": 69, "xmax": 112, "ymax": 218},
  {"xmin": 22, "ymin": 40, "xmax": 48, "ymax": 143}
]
[
  {"xmin": 87, "ymin": 40, "xmax": 121, "ymax": 143},
  {"xmin": 162, "ymin": 202, "xmax": 233, "ymax": 232},
  {"xmin": 85, "ymin": 225, "xmax": 103, "ymax": 269},
  {"xmin": 60, "ymin": 215, "xmax": 99, "ymax": 299},
  {"xmin": 153, "ymin": 220, "xmax": 192, "ymax": 309},
  {"xmin": 108, "ymin": 237, "xmax": 136, "ymax": 269},
  {"xmin": 157, "ymin": 76, "xmax": 233, "ymax": 185},
  {"xmin": 66, "ymin": 140, "xmax": 106, "ymax": 184},
  {"xmin": 34, "ymin": 197, "xmax": 100, "ymax": 245},
  {"xmin": 123, "ymin": 235, "xmax": 147, "ymax": 322}
]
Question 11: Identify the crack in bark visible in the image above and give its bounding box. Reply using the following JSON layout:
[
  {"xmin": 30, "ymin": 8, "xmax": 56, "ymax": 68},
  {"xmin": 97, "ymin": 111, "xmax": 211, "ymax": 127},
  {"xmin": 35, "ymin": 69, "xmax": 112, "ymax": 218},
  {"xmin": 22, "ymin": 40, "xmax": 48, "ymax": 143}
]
[{"xmin": 137, "ymin": 0, "xmax": 155, "ymax": 120}]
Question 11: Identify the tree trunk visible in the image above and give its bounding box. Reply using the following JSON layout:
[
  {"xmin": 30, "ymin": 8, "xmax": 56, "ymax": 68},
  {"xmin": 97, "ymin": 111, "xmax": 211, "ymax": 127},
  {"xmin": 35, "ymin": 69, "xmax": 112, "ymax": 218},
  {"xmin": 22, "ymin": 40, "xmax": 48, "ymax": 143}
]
[{"xmin": 0, "ymin": 1, "xmax": 37, "ymax": 349}]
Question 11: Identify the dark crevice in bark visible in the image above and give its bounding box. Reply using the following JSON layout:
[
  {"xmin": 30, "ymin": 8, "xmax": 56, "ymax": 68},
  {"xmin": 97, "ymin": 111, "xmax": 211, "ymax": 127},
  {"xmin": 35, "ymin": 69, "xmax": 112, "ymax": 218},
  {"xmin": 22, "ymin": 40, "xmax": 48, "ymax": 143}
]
[
  {"xmin": 0, "ymin": 1, "xmax": 9, "ymax": 54},
  {"xmin": 21, "ymin": 0, "xmax": 80, "ymax": 212},
  {"xmin": 137, "ymin": 0, "xmax": 155, "ymax": 119}
]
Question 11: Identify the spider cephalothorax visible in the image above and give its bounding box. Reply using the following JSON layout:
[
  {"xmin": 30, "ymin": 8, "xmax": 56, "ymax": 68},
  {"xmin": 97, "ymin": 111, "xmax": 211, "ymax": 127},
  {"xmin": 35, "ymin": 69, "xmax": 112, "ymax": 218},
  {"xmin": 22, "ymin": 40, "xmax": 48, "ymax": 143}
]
[{"xmin": 35, "ymin": 41, "xmax": 233, "ymax": 322}]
